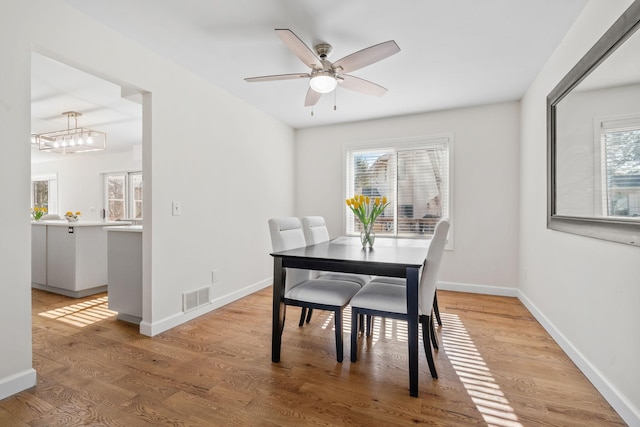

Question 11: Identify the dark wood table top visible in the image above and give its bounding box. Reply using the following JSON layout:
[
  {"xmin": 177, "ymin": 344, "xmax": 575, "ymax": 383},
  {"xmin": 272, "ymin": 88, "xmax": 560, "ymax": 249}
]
[{"xmin": 271, "ymin": 237, "xmax": 430, "ymax": 278}]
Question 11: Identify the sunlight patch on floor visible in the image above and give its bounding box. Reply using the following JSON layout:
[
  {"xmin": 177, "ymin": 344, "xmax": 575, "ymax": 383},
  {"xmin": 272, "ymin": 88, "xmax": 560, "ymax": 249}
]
[
  {"xmin": 441, "ymin": 312, "xmax": 523, "ymax": 427},
  {"xmin": 38, "ymin": 295, "xmax": 116, "ymax": 327},
  {"xmin": 319, "ymin": 306, "xmax": 524, "ymax": 426}
]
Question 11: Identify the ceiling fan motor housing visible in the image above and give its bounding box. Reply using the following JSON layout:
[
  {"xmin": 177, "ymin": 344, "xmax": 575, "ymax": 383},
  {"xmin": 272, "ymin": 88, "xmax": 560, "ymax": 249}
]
[{"xmin": 314, "ymin": 43, "xmax": 333, "ymax": 59}]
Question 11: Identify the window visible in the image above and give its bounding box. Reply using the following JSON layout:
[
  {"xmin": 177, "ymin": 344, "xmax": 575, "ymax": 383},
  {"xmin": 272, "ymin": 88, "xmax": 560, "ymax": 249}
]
[
  {"xmin": 104, "ymin": 171, "xmax": 143, "ymax": 221},
  {"xmin": 31, "ymin": 173, "xmax": 58, "ymax": 214},
  {"xmin": 600, "ymin": 118, "xmax": 640, "ymax": 218},
  {"xmin": 345, "ymin": 136, "xmax": 451, "ymax": 238}
]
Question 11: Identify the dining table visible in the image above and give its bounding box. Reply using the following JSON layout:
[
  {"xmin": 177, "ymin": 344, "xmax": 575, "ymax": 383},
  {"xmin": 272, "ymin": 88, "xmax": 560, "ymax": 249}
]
[{"xmin": 270, "ymin": 236, "xmax": 431, "ymax": 397}]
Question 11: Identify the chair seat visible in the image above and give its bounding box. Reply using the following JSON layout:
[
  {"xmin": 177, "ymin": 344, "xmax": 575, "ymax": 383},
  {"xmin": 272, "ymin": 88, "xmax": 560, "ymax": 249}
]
[
  {"xmin": 350, "ymin": 282, "xmax": 408, "ymax": 314},
  {"xmin": 318, "ymin": 272, "xmax": 370, "ymax": 287},
  {"xmin": 285, "ymin": 279, "xmax": 361, "ymax": 306},
  {"xmin": 369, "ymin": 276, "xmax": 405, "ymax": 286}
]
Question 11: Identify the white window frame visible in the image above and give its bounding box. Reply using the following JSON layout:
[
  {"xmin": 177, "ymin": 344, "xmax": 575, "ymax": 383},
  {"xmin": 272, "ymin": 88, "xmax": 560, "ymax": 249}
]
[
  {"xmin": 31, "ymin": 172, "xmax": 58, "ymax": 215},
  {"xmin": 343, "ymin": 134, "xmax": 454, "ymax": 249},
  {"xmin": 103, "ymin": 171, "xmax": 143, "ymax": 221},
  {"xmin": 595, "ymin": 114, "xmax": 640, "ymax": 218}
]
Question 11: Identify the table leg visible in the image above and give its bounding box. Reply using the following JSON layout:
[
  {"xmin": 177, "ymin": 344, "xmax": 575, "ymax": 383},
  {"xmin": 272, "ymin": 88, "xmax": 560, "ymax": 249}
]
[
  {"xmin": 272, "ymin": 257, "xmax": 285, "ymax": 362},
  {"xmin": 406, "ymin": 266, "xmax": 420, "ymax": 397}
]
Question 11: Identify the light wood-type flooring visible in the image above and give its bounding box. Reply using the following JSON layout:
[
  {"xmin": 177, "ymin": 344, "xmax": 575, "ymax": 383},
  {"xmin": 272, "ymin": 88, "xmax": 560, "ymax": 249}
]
[{"xmin": 0, "ymin": 288, "xmax": 626, "ymax": 426}]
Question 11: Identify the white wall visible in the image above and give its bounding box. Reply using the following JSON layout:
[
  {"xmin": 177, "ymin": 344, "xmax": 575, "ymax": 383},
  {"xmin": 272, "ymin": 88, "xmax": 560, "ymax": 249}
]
[
  {"xmin": 0, "ymin": 3, "xmax": 36, "ymax": 399},
  {"xmin": 519, "ymin": 0, "xmax": 639, "ymax": 424},
  {"xmin": 296, "ymin": 102, "xmax": 521, "ymax": 293},
  {"xmin": 31, "ymin": 150, "xmax": 142, "ymax": 221},
  {"xmin": 0, "ymin": 0, "xmax": 296, "ymax": 399}
]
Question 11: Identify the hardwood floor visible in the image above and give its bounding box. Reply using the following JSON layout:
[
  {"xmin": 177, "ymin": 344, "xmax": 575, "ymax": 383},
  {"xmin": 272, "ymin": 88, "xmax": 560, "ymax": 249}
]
[{"xmin": 0, "ymin": 288, "xmax": 625, "ymax": 426}]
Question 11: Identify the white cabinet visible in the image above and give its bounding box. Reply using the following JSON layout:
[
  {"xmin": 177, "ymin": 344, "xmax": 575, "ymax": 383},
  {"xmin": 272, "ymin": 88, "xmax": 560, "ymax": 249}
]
[
  {"xmin": 31, "ymin": 221, "xmax": 124, "ymax": 298},
  {"xmin": 31, "ymin": 224, "xmax": 47, "ymax": 285},
  {"xmin": 105, "ymin": 226, "xmax": 142, "ymax": 324}
]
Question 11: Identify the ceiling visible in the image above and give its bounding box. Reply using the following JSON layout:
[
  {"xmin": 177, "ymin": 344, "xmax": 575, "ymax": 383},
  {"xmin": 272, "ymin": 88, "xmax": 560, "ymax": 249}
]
[{"xmin": 32, "ymin": 0, "xmax": 588, "ymax": 160}]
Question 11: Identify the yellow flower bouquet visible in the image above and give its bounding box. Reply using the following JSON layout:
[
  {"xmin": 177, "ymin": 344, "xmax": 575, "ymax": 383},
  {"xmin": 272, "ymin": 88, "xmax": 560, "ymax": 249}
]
[
  {"xmin": 65, "ymin": 211, "xmax": 82, "ymax": 222},
  {"xmin": 32, "ymin": 206, "xmax": 47, "ymax": 221},
  {"xmin": 346, "ymin": 194, "xmax": 390, "ymax": 248}
]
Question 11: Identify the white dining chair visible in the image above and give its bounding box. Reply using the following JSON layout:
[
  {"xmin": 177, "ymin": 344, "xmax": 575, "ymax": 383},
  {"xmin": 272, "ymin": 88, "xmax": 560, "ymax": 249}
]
[
  {"xmin": 301, "ymin": 217, "xmax": 371, "ymax": 288},
  {"xmin": 300, "ymin": 216, "xmax": 371, "ymax": 327},
  {"xmin": 268, "ymin": 217, "xmax": 362, "ymax": 362},
  {"xmin": 368, "ymin": 275, "xmax": 443, "ymax": 329},
  {"xmin": 349, "ymin": 219, "xmax": 450, "ymax": 379}
]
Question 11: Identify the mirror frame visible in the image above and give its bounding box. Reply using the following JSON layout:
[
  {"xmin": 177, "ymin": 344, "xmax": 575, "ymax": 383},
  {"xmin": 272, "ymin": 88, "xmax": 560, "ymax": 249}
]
[{"xmin": 547, "ymin": 0, "xmax": 640, "ymax": 247}]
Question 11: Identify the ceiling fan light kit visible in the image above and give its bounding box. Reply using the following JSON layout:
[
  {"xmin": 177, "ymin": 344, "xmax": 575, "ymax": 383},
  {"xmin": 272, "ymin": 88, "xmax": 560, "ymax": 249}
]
[
  {"xmin": 32, "ymin": 111, "xmax": 106, "ymax": 154},
  {"xmin": 309, "ymin": 71, "xmax": 337, "ymax": 93},
  {"xmin": 245, "ymin": 29, "xmax": 400, "ymax": 108}
]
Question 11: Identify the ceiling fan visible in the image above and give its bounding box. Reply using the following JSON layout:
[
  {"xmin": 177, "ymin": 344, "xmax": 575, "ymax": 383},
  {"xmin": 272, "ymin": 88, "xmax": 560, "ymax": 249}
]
[{"xmin": 244, "ymin": 29, "xmax": 400, "ymax": 107}]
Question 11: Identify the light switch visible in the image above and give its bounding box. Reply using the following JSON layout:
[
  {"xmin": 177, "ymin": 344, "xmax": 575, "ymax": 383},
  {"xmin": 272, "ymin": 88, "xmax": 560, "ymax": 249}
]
[{"xmin": 172, "ymin": 201, "xmax": 182, "ymax": 216}]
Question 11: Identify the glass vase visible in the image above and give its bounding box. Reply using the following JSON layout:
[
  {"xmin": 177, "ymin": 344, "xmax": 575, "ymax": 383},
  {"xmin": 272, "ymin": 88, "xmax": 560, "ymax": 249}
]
[{"xmin": 360, "ymin": 223, "xmax": 375, "ymax": 248}]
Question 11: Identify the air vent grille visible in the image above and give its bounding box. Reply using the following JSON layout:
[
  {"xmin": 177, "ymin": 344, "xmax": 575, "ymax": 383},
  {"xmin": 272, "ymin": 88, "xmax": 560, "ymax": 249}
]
[{"xmin": 183, "ymin": 286, "xmax": 210, "ymax": 312}]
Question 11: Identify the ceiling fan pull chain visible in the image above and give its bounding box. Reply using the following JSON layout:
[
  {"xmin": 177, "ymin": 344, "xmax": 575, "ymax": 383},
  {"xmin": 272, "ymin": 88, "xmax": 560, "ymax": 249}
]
[
  {"xmin": 334, "ymin": 89, "xmax": 337, "ymax": 111},
  {"xmin": 311, "ymin": 107, "xmax": 314, "ymax": 117}
]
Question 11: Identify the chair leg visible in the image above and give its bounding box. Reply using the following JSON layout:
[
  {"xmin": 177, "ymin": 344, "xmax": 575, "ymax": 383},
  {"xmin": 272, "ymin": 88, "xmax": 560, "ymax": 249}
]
[
  {"xmin": 298, "ymin": 308, "xmax": 307, "ymax": 327},
  {"xmin": 429, "ymin": 314, "xmax": 439, "ymax": 351},
  {"xmin": 421, "ymin": 315, "xmax": 438, "ymax": 379},
  {"xmin": 350, "ymin": 308, "xmax": 359, "ymax": 362},
  {"xmin": 306, "ymin": 308, "xmax": 313, "ymax": 323},
  {"xmin": 366, "ymin": 315, "xmax": 373, "ymax": 337},
  {"xmin": 421, "ymin": 316, "xmax": 429, "ymax": 355},
  {"xmin": 359, "ymin": 313, "xmax": 364, "ymax": 333},
  {"xmin": 335, "ymin": 308, "xmax": 344, "ymax": 363},
  {"xmin": 433, "ymin": 292, "xmax": 442, "ymax": 327}
]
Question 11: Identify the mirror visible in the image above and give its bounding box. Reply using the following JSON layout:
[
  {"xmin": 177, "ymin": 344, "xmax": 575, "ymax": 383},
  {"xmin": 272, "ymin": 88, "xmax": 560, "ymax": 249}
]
[{"xmin": 548, "ymin": 0, "xmax": 640, "ymax": 246}]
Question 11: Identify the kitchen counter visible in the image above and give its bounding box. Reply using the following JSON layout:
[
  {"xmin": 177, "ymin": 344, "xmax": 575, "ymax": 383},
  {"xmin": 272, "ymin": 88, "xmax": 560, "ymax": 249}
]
[
  {"xmin": 103, "ymin": 225, "xmax": 142, "ymax": 233},
  {"xmin": 32, "ymin": 221, "xmax": 129, "ymax": 297}
]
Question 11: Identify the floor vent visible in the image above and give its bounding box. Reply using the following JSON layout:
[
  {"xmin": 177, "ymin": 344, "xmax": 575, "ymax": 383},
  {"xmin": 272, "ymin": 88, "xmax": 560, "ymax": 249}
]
[{"xmin": 183, "ymin": 286, "xmax": 210, "ymax": 313}]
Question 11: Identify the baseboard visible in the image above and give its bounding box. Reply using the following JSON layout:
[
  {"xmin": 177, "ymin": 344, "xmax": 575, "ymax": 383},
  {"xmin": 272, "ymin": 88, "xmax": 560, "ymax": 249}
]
[
  {"xmin": 437, "ymin": 280, "xmax": 518, "ymax": 297},
  {"xmin": 0, "ymin": 368, "xmax": 37, "ymax": 400},
  {"xmin": 139, "ymin": 278, "xmax": 271, "ymax": 337},
  {"xmin": 32, "ymin": 282, "xmax": 107, "ymax": 298},
  {"xmin": 518, "ymin": 290, "xmax": 640, "ymax": 427}
]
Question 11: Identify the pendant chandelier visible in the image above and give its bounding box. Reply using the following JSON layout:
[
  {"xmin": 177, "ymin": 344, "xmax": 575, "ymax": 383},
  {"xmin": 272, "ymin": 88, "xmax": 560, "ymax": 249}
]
[{"xmin": 31, "ymin": 111, "xmax": 106, "ymax": 154}]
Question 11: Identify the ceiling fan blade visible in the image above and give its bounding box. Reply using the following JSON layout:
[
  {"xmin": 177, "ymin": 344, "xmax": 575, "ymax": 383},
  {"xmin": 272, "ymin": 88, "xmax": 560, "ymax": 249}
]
[
  {"xmin": 339, "ymin": 75, "xmax": 388, "ymax": 96},
  {"xmin": 276, "ymin": 29, "xmax": 321, "ymax": 69},
  {"xmin": 305, "ymin": 87, "xmax": 322, "ymax": 107},
  {"xmin": 244, "ymin": 73, "xmax": 310, "ymax": 83},
  {"xmin": 332, "ymin": 40, "xmax": 400, "ymax": 74}
]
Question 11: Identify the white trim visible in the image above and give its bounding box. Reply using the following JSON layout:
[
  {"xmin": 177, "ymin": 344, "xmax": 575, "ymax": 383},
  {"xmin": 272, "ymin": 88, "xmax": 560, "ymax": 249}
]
[
  {"xmin": 518, "ymin": 290, "xmax": 640, "ymax": 427},
  {"xmin": 139, "ymin": 278, "xmax": 271, "ymax": 337},
  {"xmin": 437, "ymin": 280, "xmax": 518, "ymax": 297},
  {"xmin": 0, "ymin": 369, "xmax": 37, "ymax": 400}
]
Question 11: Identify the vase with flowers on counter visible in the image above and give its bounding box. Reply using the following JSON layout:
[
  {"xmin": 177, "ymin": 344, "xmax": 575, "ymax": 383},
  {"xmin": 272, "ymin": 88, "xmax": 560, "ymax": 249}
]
[
  {"xmin": 32, "ymin": 206, "xmax": 47, "ymax": 221},
  {"xmin": 346, "ymin": 194, "xmax": 390, "ymax": 248},
  {"xmin": 65, "ymin": 211, "xmax": 81, "ymax": 222}
]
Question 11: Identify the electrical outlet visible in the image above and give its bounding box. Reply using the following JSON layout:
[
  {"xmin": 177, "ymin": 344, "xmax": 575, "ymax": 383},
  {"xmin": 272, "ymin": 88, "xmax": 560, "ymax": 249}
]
[{"xmin": 212, "ymin": 269, "xmax": 219, "ymax": 283}]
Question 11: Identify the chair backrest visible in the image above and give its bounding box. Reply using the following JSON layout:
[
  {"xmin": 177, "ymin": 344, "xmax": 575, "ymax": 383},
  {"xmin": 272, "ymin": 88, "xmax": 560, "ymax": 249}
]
[
  {"xmin": 301, "ymin": 216, "xmax": 330, "ymax": 245},
  {"xmin": 268, "ymin": 217, "xmax": 311, "ymax": 290},
  {"xmin": 419, "ymin": 219, "xmax": 450, "ymax": 314}
]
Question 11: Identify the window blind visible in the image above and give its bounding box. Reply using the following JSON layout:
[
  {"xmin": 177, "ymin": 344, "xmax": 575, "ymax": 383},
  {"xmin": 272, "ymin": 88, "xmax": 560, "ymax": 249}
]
[{"xmin": 345, "ymin": 138, "xmax": 450, "ymax": 237}]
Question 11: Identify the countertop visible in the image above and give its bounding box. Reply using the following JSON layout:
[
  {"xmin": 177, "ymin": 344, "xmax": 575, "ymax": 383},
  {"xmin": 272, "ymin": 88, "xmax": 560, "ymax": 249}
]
[
  {"xmin": 103, "ymin": 225, "xmax": 143, "ymax": 233},
  {"xmin": 32, "ymin": 220, "xmax": 130, "ymax": 227}
]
